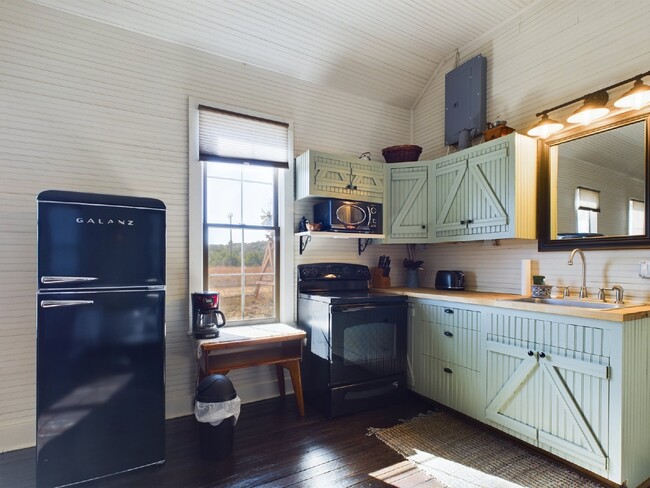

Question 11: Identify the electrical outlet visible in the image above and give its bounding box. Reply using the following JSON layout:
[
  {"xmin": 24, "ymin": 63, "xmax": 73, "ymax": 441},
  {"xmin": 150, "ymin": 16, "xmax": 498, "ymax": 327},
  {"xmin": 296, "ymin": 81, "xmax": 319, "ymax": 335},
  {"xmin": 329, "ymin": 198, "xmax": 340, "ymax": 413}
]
[{"xmin": 639, "ymin": 260, "xmax": 650, "ymax": 278}]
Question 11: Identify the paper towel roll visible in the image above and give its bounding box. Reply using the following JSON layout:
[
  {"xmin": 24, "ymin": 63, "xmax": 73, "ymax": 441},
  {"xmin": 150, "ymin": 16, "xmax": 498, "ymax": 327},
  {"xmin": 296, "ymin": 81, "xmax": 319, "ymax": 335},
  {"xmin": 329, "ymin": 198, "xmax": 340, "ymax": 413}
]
[{"xmin": 521, "ymin": 259, "xmax": 532, "ymax": 296}]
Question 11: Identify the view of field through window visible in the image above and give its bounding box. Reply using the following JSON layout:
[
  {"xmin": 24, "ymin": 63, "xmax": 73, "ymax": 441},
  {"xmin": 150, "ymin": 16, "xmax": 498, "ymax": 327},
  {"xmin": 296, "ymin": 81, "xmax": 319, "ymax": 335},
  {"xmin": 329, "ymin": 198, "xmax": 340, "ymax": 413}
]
[{"xmin": 205, "ymin": 162, "xmax": 277, "ymax": 322}]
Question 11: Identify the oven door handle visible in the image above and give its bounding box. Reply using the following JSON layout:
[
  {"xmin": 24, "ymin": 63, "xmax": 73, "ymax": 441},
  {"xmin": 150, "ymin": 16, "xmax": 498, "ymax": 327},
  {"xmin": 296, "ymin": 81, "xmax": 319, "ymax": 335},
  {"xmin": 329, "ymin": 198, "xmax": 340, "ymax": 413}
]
[{"xmin": 330, "ymin": 303, "xmax": 403, "ymax": 313}]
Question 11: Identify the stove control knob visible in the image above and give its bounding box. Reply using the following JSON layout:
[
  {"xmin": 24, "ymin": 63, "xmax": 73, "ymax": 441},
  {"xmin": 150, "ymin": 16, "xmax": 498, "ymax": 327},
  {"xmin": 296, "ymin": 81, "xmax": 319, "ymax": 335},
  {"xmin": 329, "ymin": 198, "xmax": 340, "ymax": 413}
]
[{"xmin": 302, "ymin": 266, "xmax": 318, "ymax": 278}]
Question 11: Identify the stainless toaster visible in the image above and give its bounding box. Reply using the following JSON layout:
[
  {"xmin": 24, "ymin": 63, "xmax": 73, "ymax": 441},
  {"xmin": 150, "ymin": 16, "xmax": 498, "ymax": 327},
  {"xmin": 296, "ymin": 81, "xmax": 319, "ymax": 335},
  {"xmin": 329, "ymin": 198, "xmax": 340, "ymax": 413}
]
[{"xmin": 435, "ymin": 270, "xmax": 465, "ymax": 290}]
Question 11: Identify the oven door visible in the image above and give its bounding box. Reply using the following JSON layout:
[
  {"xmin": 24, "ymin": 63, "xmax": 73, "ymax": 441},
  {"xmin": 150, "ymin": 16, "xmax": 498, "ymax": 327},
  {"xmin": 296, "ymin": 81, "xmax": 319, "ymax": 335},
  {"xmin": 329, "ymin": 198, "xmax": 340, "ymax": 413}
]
[{"xmin": 329, "ymin": 302, "xmax": 407, "ymax": 386}]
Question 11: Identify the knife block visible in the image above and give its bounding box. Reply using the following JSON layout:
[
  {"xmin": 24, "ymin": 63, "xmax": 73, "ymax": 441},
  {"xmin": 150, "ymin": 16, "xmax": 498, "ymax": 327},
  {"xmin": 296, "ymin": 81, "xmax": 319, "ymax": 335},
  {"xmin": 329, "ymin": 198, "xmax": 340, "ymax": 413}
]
[{"xmin": 370, "ymin": 268, "xmax": 391, "ymax": 288}]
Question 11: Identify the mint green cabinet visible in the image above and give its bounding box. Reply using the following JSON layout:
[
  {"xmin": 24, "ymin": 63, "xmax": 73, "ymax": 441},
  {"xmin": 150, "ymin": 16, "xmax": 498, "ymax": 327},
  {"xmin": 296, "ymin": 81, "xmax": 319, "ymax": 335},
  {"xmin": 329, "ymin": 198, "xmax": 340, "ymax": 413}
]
[
  {"xmin": 408, "ymin": 293, "xmax": 650, "ymax": 486},
  {"xmin": 384, "ymin": 162, "xmax": 431, "ymax": 243},
  {"xmin": 485, "ymin": 312, "xmax": 610, "ymax": 476},
  {"xmin": 432, "ymin": 133, "xmax": 537, "ymax": 242},
  {"xmin": 295, "ymin": 150, "xmax": 384, "ymax": 203},
  {"xmin": 409, "ymin": 299, "xmax": 483, "ymax": 418}
]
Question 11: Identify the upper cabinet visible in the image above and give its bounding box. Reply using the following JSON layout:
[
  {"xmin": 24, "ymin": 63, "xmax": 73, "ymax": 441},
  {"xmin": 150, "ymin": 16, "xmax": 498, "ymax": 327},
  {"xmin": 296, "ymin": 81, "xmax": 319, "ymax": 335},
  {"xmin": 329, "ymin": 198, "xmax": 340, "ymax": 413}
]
[
  {"xmin": 295, "ymin": 135, "xmax": 536, "ymax": 244},
  {"xmin": 295, "ymin": 150, "xmax": 384, "ymax": 203},
  {"xmin": 384, "ymin": 161, "xmax": 431, "ymax": 243},
  {"xmin": 432, "ymin": 133, "xmax": 537, "ymax": 242}
]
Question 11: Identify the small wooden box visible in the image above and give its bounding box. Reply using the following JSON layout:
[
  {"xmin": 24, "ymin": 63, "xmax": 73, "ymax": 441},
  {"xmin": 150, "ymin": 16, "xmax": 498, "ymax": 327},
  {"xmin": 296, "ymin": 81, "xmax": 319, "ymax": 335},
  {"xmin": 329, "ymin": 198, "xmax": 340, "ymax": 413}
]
[
  {"xmin": 370, "ymin": 268, "xmax": 391, "ymax": 288},
  {"xmin": 484, "ymin": 125, "xmax": 515, "ymax": 141}
]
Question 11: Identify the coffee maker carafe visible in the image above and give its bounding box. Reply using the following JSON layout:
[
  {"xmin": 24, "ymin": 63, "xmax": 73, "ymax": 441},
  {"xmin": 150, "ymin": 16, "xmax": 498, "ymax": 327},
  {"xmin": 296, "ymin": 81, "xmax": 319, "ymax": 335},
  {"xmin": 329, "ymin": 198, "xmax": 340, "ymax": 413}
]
[{"xmin": 192, "ymin": 292, "xmax": 226, "ymax": 339}]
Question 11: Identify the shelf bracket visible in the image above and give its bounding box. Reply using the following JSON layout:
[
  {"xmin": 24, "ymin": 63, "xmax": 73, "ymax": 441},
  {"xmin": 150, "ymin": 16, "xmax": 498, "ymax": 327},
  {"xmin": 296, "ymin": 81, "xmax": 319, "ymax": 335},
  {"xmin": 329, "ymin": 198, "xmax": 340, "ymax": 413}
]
[
  {"xmin": 299, "ymin": 234, "xmax": 312, "ymax": 255},
  {"xmin": 358, "ymin": 238, "xmax": 372, "ymax": 255}
]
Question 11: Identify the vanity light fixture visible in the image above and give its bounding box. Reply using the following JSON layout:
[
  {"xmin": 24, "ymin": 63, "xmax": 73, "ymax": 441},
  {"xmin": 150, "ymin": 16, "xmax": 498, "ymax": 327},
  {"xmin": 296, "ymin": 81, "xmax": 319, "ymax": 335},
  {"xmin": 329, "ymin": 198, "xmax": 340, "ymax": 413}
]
[
  {"xmin": 566, "ymin": 90, "xmax": 609, "ymax": 125},
  {"xmin": 526, "ymin": 113, "xmax": 564, "ymax": 139},
  {"xmin": 614, "ymin": 77, "xmax": 650, "ymax": 110},
  {"xmin": 527, "ymin": 70, "xmax": 650, "ymax": 138}
]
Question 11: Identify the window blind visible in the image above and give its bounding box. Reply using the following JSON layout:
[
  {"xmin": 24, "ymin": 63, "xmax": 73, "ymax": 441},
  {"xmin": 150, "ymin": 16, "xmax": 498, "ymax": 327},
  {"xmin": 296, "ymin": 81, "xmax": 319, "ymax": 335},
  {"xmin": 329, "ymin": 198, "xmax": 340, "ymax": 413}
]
[
  {"xmin": 198, "ymin": 105, "xmax": 289, "ymax": 169},
  {"xmin": 576, "ymin": 187, "xmax": 600, "ymax": 212}
]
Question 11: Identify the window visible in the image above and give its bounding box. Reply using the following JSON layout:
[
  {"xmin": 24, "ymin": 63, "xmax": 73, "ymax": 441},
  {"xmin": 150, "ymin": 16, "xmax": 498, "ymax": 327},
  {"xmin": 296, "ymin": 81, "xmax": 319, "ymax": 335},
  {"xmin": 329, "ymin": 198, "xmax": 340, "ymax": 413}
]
[
  {"xmin": 189, "ymin": 102, "xmax": 293, "ymax": 326},
  {"xmin": 575, "ymin": 187, "xmax": 600, "ymax": 234},
  {"xmin": 204, "ymin": 162, "xmax": 278, "ymax": 321},
  {"xmin": 629, "ymin": 199, "xmax": 645, "ymax": 235}
]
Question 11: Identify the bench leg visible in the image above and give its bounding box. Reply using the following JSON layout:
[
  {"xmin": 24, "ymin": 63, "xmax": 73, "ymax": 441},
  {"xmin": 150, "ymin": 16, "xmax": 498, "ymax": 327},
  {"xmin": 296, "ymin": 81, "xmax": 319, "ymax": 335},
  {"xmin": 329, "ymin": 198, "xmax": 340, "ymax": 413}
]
[
  {"xmin": 275, "ymin": 364, "xmax": 286, "ymax": 398},
  {"xmin": 279, "ymin": 360, "xmax": 305, "ymax": 417}
]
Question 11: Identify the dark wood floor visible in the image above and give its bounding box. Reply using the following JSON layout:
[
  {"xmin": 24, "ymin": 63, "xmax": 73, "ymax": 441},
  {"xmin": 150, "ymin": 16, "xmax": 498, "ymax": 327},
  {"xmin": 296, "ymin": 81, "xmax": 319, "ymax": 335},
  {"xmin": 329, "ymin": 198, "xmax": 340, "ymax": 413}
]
[{"xmin": 0, "ymin": 393, "xmax": 439, "ymax": 488}]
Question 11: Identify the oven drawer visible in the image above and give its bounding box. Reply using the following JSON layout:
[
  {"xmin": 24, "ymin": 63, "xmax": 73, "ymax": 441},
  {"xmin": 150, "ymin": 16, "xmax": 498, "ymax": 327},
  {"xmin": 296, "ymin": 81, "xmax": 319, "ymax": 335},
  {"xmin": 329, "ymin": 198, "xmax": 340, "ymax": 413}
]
[{"xmin": 329, "ymin": 373, "xmax": 406, "ymax": 418}]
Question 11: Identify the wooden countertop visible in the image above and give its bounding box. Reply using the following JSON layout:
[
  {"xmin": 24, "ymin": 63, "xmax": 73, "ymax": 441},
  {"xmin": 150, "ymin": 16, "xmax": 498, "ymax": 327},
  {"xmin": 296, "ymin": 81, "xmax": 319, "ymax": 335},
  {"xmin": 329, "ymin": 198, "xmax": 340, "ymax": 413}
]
[{"xmin": 373, "ymin": 287, "xmax": 650, "ymax": 322}]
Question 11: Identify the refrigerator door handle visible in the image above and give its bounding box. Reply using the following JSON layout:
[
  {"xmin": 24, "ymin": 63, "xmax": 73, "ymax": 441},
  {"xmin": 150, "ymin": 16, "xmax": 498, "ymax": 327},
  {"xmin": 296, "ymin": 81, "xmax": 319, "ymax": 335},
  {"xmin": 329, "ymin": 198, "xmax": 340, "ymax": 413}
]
[
  {"xmin": 40, "ymin": 300, "xmax": 95, "ymax": 308},
  {"xmin": 41, "ymin": 276, "xmax": 99, "ymax": 284}
]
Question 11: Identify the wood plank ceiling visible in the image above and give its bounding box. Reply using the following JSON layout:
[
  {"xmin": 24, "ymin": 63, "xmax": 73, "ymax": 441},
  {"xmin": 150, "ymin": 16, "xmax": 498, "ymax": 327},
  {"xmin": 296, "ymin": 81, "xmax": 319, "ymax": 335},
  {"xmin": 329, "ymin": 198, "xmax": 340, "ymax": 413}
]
[{"xmin": 28, "ymin": 0, "xmax": 536, "ymax": 108}]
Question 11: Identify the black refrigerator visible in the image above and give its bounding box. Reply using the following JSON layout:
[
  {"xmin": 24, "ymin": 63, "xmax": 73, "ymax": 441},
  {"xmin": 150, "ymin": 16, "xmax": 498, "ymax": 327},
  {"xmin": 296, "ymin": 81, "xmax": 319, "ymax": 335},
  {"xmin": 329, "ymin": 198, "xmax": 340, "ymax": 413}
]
[{"xmin": 36, "ymin": 190, "xmax": 166, "ymax": 488}]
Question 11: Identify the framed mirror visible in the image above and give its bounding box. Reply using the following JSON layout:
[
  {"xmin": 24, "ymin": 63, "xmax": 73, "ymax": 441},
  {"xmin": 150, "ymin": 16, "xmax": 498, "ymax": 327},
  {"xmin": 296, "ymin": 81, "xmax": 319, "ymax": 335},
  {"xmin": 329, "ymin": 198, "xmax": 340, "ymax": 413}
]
[{"xmin": 538, "ymin": 109, "xmax": 650, "ymax": 251}]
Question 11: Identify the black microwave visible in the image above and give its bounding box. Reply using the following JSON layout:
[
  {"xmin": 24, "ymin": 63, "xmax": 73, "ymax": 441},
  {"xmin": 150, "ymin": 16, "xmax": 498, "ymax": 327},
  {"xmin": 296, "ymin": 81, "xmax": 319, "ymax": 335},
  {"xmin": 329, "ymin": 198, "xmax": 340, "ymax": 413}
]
[{"xmin": 313, "ymin": 199, "xmax": 382, "ymax": 233}]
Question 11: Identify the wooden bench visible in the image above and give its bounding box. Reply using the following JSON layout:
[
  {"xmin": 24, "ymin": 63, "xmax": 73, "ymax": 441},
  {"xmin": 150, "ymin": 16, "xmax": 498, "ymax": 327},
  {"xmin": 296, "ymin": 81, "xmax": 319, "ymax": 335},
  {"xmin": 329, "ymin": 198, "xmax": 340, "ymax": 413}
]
[{"xmin": 196, "ymin": 323, "xmax": 306, "ymax": 416}]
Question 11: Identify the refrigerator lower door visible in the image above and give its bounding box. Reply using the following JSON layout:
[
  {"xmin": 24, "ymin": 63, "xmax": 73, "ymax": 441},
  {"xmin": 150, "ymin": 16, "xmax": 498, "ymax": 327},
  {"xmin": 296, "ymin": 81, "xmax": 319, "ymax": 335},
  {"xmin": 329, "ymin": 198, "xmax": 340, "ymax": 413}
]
[{"xmin": 36, "ymin": 290, "xmax": 165, "ymax": 488}]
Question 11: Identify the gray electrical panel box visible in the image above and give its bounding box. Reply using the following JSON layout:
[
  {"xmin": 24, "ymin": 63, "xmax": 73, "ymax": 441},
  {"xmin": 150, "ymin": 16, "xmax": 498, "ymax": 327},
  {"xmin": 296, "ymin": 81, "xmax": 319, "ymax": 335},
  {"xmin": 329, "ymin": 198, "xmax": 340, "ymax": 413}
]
[{"xmin": 444, "ymin": 55, "xmax": 487, "ymax": 146}]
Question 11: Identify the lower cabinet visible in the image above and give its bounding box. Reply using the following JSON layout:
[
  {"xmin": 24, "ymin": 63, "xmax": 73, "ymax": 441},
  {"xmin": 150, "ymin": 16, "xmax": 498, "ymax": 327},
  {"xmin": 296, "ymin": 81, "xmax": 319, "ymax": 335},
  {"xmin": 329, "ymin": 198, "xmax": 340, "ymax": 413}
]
[
  {"xmin": 410, "ymin": 300, "xmax": 482, "ymax": 419},
  {"xmin": 485, "ymin": 313, "xmax": 610, "ymax": 475},
  {"xmin": 408, "ymin": 298, "xmax": 650, "ymax": 487}
]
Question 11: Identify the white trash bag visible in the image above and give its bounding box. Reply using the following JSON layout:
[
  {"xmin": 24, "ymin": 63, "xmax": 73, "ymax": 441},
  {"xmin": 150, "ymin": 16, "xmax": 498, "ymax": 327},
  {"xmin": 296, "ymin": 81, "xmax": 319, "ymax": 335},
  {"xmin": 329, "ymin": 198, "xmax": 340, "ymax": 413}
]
[{"xmin": 194, "ymin": 396, "xmax": 241, "ymax": 427}]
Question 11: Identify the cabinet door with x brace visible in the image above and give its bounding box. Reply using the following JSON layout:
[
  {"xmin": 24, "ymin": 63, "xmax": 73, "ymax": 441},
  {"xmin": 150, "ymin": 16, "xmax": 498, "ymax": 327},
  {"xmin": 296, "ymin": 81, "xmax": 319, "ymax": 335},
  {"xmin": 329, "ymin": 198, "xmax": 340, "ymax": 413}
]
[
  {"xmin": 485, "ymin": 317, "xmax": 610, "ymax": 475},
  {"xmin": 433, "ymin": 140, "xmax": 511, "ymax": 242}
]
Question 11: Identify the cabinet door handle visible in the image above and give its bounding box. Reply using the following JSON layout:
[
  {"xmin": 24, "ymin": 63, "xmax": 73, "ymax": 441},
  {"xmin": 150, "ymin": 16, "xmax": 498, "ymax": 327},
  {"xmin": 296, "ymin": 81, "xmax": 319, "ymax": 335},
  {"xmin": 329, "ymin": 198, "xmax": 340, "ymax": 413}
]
[
  {"xmin": 539, "ymin": 352, "xmax": 546, "ymax": 358},
  {"xmin": 443, "ymin": 367, "xmax": 453, "ymax": 374},
  {"xmin": 444, "ymin": 331, "xmax": 453, "ymax": 337},
  {"xmin": 352, "ymin": 185, "xmax": 358, "ymax": 190},
  {"xmin": 527, "ymin": 350, "xmax": 534, "ymax": 356},
  {"xmin": 467, "ymin": 219, "xmax": 473, "ymax": 224},
  {"xmin": 460, "ymin": 220, "xmax": 465, "ymax": 225},
  {"xmin": 444, "ymin": 308, "xmax": 454, "ymax": 314},
  {"xmin": 421, "ymin": 225, "xmax": 426, "ymax": 229}
]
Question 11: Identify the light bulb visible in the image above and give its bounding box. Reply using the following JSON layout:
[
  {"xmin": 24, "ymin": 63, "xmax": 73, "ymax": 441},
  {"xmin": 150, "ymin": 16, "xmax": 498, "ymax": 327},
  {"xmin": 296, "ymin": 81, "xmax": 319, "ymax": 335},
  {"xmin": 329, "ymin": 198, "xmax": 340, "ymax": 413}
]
[{"xmin": 614, "ymin": 79, "xmax": 650, "ymax": 110}]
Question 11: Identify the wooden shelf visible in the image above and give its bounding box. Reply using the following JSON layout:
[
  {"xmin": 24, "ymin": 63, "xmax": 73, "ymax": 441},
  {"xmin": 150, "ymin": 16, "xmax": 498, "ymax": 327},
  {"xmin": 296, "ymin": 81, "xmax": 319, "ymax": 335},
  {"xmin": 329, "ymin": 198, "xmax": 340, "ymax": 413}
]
[{"xmin": 295, "ymin": 231, "xmax": 384, "ymax": 239}]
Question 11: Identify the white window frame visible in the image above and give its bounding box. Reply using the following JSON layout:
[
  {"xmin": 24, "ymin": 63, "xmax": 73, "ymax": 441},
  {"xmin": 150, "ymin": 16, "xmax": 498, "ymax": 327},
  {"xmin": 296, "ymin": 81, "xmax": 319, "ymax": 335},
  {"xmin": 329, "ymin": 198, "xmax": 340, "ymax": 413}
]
[
  {"xmin": 188, "ymin": 98, "xmax": 294, "ymax": 331},
  {"xmin": 575, "ymin": 186, "xmax": 600, "ymax": 234},
  {"xmin": 629, "ymin": 198, "xmax": 645, "ymax": 235}
]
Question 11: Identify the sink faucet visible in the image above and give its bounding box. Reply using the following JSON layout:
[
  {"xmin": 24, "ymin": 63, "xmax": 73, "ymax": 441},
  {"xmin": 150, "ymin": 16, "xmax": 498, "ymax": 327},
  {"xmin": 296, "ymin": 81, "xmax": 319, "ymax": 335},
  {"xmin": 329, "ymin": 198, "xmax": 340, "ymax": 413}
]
[{"xmin": 568, "ymin": 248, "xmax": 588, "ymax": 299}]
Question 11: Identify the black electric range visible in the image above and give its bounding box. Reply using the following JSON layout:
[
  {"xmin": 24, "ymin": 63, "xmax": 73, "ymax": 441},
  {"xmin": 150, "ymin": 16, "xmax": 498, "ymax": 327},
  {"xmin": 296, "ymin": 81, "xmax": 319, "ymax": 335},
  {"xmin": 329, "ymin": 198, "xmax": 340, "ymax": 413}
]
[{"xmin": 297, "ymin": 263, "xmax": 407, "ymax": 417}]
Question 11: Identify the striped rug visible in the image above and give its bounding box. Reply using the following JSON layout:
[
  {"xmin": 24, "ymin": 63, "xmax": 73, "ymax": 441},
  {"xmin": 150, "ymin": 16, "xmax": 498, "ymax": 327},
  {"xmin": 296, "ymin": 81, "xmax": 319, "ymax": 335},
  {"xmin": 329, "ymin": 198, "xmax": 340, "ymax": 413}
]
[{"xmin": 368, "ymin": 411, "xmax": 608, "ymax": 488}]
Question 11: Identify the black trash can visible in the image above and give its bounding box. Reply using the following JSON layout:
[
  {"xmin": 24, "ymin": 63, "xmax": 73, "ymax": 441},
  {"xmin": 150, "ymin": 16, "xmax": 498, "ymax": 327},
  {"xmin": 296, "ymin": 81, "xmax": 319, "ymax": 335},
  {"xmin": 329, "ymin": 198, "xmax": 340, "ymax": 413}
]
[{"xmin": 194, "ymin": 374, "xmax": 240, "ymax": 460}]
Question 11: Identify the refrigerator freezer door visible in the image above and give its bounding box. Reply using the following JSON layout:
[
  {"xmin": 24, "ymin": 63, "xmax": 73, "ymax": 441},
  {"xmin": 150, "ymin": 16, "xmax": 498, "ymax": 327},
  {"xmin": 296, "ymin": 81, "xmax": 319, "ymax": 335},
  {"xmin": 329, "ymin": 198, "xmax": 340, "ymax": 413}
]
[
  {"xmin": 36, "ymin": 290, "xmax": 165, "ymax": 488},
  {"xmin": 37, "ymin": 192, "xmax": 165, "ymax": 290}
]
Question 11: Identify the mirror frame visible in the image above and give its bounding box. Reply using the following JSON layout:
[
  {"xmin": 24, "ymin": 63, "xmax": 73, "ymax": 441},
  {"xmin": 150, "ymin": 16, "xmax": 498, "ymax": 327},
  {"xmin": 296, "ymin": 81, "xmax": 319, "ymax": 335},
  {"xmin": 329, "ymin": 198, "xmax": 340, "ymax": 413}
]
[{"xmin": 538, "ymin": 108, "xmax": 650, "ymax": 251}]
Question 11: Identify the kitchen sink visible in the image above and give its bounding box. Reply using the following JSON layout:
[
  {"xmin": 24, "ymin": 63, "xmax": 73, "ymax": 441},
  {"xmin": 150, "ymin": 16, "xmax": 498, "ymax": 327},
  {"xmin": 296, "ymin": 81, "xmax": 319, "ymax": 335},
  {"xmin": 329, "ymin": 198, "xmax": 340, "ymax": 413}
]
[{"xmin": 502, "ymin": 297, "xmax": 630, "ymax": 310}]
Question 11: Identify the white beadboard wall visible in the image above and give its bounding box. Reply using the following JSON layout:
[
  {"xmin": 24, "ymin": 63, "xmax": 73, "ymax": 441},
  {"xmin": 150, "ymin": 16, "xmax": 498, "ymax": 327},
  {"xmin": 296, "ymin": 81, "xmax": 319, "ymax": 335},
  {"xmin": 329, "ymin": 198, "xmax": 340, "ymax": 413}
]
[
  {"xmin": 412, "ymin": 1, "xmax": 650, "ymax": 304},
  {"xmin": 0, "ymin": 0, "xmax": 410, "ymax": 451}
]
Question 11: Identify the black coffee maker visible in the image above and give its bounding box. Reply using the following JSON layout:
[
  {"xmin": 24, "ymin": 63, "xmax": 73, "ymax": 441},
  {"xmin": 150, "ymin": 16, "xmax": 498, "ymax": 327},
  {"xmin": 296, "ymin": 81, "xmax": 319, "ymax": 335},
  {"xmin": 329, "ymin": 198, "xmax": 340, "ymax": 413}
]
[{"xmin": 192, "ymin": 292, "xmax": 227, "ymax": 339}]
